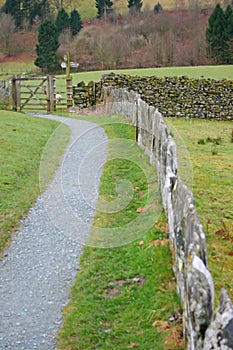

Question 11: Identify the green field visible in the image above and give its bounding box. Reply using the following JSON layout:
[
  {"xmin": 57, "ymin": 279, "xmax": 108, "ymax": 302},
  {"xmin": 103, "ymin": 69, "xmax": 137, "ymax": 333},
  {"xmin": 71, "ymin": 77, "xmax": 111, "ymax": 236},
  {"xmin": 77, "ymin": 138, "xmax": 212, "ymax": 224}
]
[
  {"xmin": 68, "ymin": 65, "xmax": 233, "ymax": 84},
  {"xmin": 1, "ymin": 64, "xmax": 233, "ymax": 83},
  {"xmin": 166, "ymin": 118, "xmax": 233, "ymax": 303},
  {"xmin": 0, "ymin": 62, "xmax": 39, "ymax": 79}
]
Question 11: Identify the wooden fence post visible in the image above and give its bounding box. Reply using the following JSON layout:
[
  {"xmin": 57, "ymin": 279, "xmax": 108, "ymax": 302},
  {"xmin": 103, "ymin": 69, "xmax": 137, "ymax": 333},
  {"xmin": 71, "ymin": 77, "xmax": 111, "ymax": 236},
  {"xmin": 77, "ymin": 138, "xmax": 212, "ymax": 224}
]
[
  {"xmin": 11, "ymin": 76, "xmax": 20, "ymax": 111},
  {"xmin": 66, "ymin": 76, "xmax": 73, "ymax": 110},
  {"xmin": 65, "ymin": 52, "xmax": 73, "ymax": 110},
  {"xmin": 47, "ymin": 75, "xmax": 55, "ymax": 112}
]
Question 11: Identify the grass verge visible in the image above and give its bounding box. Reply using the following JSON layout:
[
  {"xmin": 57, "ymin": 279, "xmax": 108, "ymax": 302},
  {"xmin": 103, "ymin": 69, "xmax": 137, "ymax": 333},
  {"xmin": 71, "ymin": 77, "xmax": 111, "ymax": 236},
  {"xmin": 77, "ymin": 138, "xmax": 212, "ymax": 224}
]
[
  {"xmin": 166, "ymin": 118, "xmax": 233, "ymax": 303},
  {"xmin": 57, "ymin": 114, "xmax": 183, "ymax": 350},
  {"xmin": 0, "ymin": 111, "xmax": 70, "ymax": 254},
  {"xmin": 70, "ymin": 65, "xmax": 233, "ymax": 84}
]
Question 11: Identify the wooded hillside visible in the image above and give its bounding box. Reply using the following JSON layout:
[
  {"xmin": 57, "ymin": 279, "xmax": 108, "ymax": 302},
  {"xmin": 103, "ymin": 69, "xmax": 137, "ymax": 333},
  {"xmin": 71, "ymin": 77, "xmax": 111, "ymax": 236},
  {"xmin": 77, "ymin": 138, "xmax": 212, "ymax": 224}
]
[{"xmin": 0, "ymin": 0, "xmax": 232, "ymax": 70}]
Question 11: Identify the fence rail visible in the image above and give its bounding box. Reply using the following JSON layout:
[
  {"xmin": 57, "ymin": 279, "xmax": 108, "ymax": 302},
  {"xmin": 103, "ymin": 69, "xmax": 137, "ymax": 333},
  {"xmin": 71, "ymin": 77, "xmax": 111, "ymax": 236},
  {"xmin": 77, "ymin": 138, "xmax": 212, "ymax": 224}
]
[{"xmin": 10, "ymin": 75, "xmax": 72, "ymax": 112}]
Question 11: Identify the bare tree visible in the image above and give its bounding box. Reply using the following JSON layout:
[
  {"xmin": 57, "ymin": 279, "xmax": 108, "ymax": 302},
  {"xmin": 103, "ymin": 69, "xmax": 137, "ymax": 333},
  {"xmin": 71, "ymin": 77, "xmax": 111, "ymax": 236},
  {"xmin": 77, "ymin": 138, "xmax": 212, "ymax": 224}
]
[
  {"xmin": 150, "ymin": 32, "xmax": 164, "ymax": 65},
  {"xmin": 0, "ymin": 13, "xmax": 16, "ymax": 56},
  {"xmin": 164, "ymin": 31, "xmax": 176, "ymax": 66},
  {"xmin": 88, "ymin": 26, "xmax": 115, "ymax": 69}
]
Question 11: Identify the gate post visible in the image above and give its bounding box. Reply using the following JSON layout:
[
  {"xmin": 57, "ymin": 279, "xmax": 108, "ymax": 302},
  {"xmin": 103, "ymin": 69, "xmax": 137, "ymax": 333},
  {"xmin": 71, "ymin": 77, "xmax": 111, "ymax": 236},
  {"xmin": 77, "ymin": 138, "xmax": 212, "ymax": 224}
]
[
  {"xmin": 66, "ymin": 76, "xmax": 73, "ymax": 110},
  {"xmin": 11, "ymin": 76, "xmax": 20, "ymax": 111},
  {"xmin": 47, "ymin": 75, "xmax": 55, "ymax": 112},
  {"xmin": 65, "ymin": 52, "xmax": 73, "ymax": 110}
]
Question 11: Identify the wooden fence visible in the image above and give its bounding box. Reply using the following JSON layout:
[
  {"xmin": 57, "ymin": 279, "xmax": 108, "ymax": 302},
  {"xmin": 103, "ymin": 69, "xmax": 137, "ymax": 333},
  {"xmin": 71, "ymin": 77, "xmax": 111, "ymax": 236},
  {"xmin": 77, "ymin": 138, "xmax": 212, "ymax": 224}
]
[{"xmin": 11, "ymin": 75, "xmax": 73, "ymax": 112}]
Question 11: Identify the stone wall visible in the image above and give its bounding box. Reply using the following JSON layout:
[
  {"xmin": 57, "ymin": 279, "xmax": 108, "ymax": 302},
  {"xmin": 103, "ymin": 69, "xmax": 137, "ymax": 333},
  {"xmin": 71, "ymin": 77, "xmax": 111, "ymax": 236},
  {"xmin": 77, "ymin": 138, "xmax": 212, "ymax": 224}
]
[
  {"xmin": 73, "ymin": 80, "xmax": 102, "ymax": 109},
  {"xmin": 102, "ymin": 87, "xmax": 233, "ymax": 350},
  {"xmin": 101, "ymin": 73, "xmax": 233, "ymax": 121},
  {"xmin": 73, "ymin": 73, "xmax": 233, "ymax": 121},
  {"xmin": 0, "ymin": 80, "xmax": 10, "ymax": 104}
]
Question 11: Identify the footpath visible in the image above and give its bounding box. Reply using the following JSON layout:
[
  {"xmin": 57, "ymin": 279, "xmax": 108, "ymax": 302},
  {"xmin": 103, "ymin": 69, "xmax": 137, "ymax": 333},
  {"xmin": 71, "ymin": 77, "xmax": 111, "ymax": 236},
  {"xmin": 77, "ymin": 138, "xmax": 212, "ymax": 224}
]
[{"xmin": 0, "ymin": 114, "xmax": 107, "ymax": 349}]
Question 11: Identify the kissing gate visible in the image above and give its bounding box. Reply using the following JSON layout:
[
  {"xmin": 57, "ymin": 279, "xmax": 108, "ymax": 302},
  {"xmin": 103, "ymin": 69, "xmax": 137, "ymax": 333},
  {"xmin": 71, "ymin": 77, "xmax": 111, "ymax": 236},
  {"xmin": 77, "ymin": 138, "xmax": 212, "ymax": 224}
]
[{"xmin": 11, "ymin": 75, "xmax": 73, "ymax": 112}]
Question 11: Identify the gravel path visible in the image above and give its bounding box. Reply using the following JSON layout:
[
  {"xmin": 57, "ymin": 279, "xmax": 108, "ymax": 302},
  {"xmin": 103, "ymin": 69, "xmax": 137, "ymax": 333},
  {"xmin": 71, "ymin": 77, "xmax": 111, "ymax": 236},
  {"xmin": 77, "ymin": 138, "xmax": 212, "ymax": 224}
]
[{"xmin": 0, "ymin": 114, "xmax": 108, "ymax": 350}]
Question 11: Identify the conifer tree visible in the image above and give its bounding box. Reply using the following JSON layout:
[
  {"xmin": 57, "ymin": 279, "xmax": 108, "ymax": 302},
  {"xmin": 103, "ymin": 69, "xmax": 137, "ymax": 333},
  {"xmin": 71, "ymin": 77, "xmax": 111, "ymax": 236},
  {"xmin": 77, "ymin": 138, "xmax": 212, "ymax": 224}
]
[
  {"xmin": 95, "ymin": 0, "xmax": 113, "ymax": 19},
  {"xmin": 206, "ymin": 4, "xmax": 227, "ymax": 63},
  {"xmin": 3, "ymin": 0, "xmax": 50, "ymax": 27},
  {"xmin": 128, "ymin": 0, "xmax": 143, "ymax": 15},
  {"xmin": 223, "ymin": 5, "xmax": 233, "ymax": 63},
  {"xmin": 29, "ymin": 0, "xmax": 50, "ymax": 25},
  {"xmin": 154, "ymin": 2, "xmax": 163, "ymax": 14},
  {"xmin": 224, "ymin": 5, "xmax": 233, "ymax": 39},
  {"xmin": 35, "ymin": 19, "xmax": 60, "ymax": 72},
  {"xmin": 70, "ymin": 9, "xmax": 82, "ymax": 37},
  {"xmin": 3, "ymin": 0, "xmax": 22, "ymax": 27},
  {"xmin": 55, "ymin": 7, "xmax": 70, "ymax": 33}
]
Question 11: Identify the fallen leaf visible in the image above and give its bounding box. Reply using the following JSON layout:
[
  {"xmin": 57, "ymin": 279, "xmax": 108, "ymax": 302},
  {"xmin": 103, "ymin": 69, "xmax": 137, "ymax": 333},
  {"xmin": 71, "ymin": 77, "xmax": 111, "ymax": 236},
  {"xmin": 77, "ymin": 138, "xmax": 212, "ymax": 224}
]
[
  {"xmin": 227, "ymin": 251, "xmax": 233, "ymax": 256},
  {"xmin": 215, "ymin": 229, "xmax": 227, "ymax": 235},
  {"xmin": 153, "ymin": 320, "xmax": 170, "ymax": 331},
  {"xmin": 136, "ymin": 207, "xmax": 146, "ymax": 213},
  {"xmin": 152, "ymin": 239, "xmax": 170, "ymax": 247},
  {"xmin": 222, "ymin": 235, "xmax": 231, "ymax": 241}
]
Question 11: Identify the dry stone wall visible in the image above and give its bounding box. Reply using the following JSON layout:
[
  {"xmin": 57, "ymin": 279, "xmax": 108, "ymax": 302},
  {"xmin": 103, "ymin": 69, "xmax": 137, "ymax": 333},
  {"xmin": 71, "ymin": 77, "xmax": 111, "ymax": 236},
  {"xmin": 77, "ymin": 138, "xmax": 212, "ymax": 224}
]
[
  {"xmin": 102, "ymin": 86, "xmax": 233, "ymax": 350},
  {"xmin": 0, "ymin": 80, "xmax": 9, "ymax": 104},
  {"xmin": 72, "ymin": 73, "xmax": 233, "ymax": 121},
  {"xmin": 100, "ymin": 73, "xmax": 233, "ymax": 121},
  {"xmin": 73, "ymin": 80, "xmax": 102, "ymax": 109}
]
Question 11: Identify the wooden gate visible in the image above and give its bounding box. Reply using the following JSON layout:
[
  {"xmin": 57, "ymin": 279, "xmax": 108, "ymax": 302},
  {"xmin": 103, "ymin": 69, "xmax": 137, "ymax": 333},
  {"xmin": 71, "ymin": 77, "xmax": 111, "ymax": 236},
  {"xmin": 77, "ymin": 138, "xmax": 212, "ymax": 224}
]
[{"xmin": 11, "ymin": 75, "xmax": 73, "ymax": 112}]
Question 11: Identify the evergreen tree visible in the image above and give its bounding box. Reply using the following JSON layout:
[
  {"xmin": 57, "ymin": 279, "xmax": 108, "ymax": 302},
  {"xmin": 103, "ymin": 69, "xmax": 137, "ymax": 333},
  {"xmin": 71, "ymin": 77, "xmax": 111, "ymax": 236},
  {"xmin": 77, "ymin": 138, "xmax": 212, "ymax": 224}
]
[
  {"xmin": 29, "ymin": 0, "xmax": 50, "ymax": 25},
  {"xmin": 35, "ymin": 19, "xmax": 60, "ymax": 72},
  {"xmin": 128, "ymin": 0, "xmax": 143, "ymax": 15},
  {"xmin": 225, "ymin": 5, "xmax": 233, "ymax": 39},
  {"xmin": 70, "ymin": 9, "xmax": 82, "ymax": 37},
  {"xmin": 3, "ymin": 0, "xmax": 22, "ymax": 27},
  {"xmin": 55, "ymin": 7, "xmax": 70, "ymax": 33},
  {"xmin": 21, "ymin": 0, "xmax": 33, "ymax": 22},
  {"xmin": 3, "ymin": 0, "xmax": 50, "ymax": 27},
  {"xmin": 206, "ymin": 4, "xmax": 228, "ymax": 63},
  {"xmin": 95, "ymin": 0, "xmax": 113, "ymax": 19},
  {"xmin": 223, "ymin": 5, "xmax": 233, "ymax": 62},
  {"xmin": 154, "ymin": 2, "xmax": 163, "ymax": 14}
]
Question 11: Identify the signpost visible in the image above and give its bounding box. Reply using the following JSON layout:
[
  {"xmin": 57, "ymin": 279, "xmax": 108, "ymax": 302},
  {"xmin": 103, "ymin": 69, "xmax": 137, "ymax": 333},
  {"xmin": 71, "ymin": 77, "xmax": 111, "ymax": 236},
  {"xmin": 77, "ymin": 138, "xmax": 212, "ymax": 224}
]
[{"xmin": 63, "ymin": 52, "xmax": 73, "ymax": 110}]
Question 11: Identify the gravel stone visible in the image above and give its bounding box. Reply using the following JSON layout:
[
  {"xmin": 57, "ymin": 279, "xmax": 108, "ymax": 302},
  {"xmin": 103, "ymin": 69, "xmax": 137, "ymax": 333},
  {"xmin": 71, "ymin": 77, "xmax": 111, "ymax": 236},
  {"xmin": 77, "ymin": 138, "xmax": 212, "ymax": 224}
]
[{"xmin": 0, "ymin": 114, "xmax": 108, "ymax": 349}]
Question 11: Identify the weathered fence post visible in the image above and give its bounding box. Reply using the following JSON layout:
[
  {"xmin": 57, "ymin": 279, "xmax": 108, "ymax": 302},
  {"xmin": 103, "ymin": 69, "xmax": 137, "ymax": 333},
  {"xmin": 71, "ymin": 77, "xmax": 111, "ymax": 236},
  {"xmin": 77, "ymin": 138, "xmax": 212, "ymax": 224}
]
[
  {"xmin": 47, "ymin": 75, "xmax": 55, "ymax": 112},
  {"xmin": 11, "ymin": 76, "xmax": 17, "ymax": 110},
  {"xmin": 65, "ymin": 52, "xmax": 73, "ymax": 110},
  {"xmin": 66, "ymin": 76, "xmax": 73, "ymax": 110},
  {"xmin": 11, "ymin": 76, "xmax": 20, "ymax": 111}
]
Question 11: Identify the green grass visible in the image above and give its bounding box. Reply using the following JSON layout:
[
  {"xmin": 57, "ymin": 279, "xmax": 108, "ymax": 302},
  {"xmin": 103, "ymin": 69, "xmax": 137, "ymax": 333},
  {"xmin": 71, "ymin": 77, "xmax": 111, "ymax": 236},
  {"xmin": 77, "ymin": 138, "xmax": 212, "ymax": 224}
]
[
  {"xmin": 70, "ymin": 65, "xmax": 233, "ymax": 84},
  {"xmin": 1, "ymin": 64, "xmax": 233, "ymax": 83},
  {"xmin": 166, "ymin": 118, "xmax": 233, "ymax": 302},
  {"xmin": 0, "ymin": 111, "xmax": 70, "ymax": 253},
  {"xmin": 57, "ymin": 114, "xmax": 183, "ymax": 350},
  {"xmin": 0, "ymin": 62, "xmax": 38, "ymax": 79}
]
